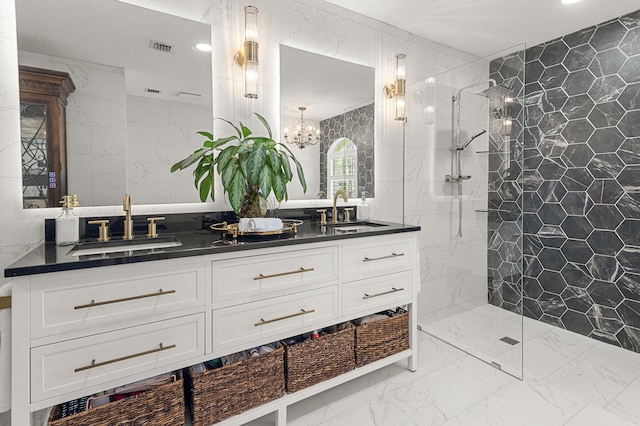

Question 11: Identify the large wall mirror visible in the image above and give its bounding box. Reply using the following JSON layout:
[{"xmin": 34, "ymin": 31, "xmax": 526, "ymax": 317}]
[
  {"xmin": 16, "ymin": 0, "xmax": 212, "ymax": 208},
  {"xmin": 16, "ymin": 0, "xmax": 383, "ymax": 211},
  {"xmin": 280, "ymin": 45, "xmax": 375, "ymax": 200}
]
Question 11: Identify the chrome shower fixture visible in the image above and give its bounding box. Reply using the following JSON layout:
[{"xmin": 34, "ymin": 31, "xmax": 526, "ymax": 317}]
[{"xmin": 457, "ymin": 130, "xmax": 487, "ymax": 151}]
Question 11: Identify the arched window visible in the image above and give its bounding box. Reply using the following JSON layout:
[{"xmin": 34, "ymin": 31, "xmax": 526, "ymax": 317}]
[{"xmin": 327, "ymin": 137, "xmax": 357, "ymax": 198}]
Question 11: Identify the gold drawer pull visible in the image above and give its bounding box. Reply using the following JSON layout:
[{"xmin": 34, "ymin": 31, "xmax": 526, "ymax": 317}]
[
  {"xmin": 363, "ymin": 287, "xmax": 404, "ymax": 299},
  {"xmin": 74, "ymin": 289, "xmax": 176, "ymax": 310},
  {"xmin": 74, "ymin": 343, "xmax": 176, "ymax": 372},
  {"xmin": 0, "ymin": 296, "xmax": 10, "ymax": 310},
  {"xmin": 363, "ymin": 253, "xmax": 405, "ymax": 262},
  {"xmin": 254, "ymin": 308, "xmax": 315, "ymax": 326},
  {"xmin": 253, "ymin": 267, "xmax": 315, "ymax": 280}
]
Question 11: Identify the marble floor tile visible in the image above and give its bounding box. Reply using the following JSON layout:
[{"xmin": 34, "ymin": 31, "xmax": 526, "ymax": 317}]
[
  {"xmin": 441, "ymin": 410, "xmax": 493, "ymax": 426},
  {"xmin": 287, "ymin": 394, "xmax": 338, "ymax": 426},
  {"xmin": 413, "ymin": 334, "xmax": 470, "ymax": 376},
  {"xmin": 426, "ymin": 308, "xmax": 495, "ymax": 338},
  {"xmin": 607, "ymin": 379, "xmax": 640, "ymax": 425},
  {"xmin": 455, "ymin": 355, "xmax": 517, "ymax": 390},
  {"xmin": 423, "ymin": 327, "xmax": 524, "ymax": 378},
  {"xmin": 565, "ymin": 404, "xmax": 636, "ymax": 426},
  {"xmin": 545, "ymin": 354, "xmax": 634, "ymax": 407},
  {"xmin": 522, "ymin": 315, "xmax": 555, "ymax": 341},
  {"xmin": 382, "ymin": 362, "xmax": 500, "ymax": 424},
  {"xmin": 318, "ymin": 396, "xmax": 419, "ymax": 426},
  {"xmin": 520, "ymin": 328, "xmax": 598, "ymax": 379},
  {"xmin": 468, "ymin": 378, "xmax": 587, "ymax": 426},
  {"xmin": 317, "ymin": 362, "xmax": 415, "ymax": 416},
  {"xmin": 581, "ymin": 342, "xmax": 640, "ymax": 385},
  {"xmin": 421, "ymin": 304, "xmax": 527, "ymax": 376}
]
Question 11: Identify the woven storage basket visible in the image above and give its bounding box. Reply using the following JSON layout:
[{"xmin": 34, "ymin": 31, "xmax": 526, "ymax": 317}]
[
  {"xmin": 185, "ymin": 344, "xmax": 285, "ymax": 426},
  {"xmin": 284, "ymin": 322, "xmax": 355, "ymax": 393},
  {"xmin": 48, "ymin": 371, "xmax": 184, "ymax": 426},
  {"xmin": 355, "ymin": 311, "xmax": 409, "ymax": 367}
]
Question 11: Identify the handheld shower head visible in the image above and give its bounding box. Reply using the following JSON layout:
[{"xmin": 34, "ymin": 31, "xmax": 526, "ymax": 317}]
[{"xmin": 458, "ymin": 130, "xmax": 487, "ymax": 150}]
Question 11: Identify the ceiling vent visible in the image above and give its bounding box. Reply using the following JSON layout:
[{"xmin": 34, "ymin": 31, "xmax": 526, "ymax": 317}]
[
  {"xmin": 145, "ymin": 88, "xmax": 161, "ymax": 94},
  {"xmin": 149, "ymin": 40, "xmax": 173, "ymax": 53}
]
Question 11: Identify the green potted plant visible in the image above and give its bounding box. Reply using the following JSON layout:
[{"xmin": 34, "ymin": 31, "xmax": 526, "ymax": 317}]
[{"xmin": 171, "ymin": 113, "xmax": 306, "ymax": 217}]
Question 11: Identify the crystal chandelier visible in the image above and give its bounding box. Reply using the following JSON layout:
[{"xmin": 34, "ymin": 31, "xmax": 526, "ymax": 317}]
[{"xmin": 284, "ymin": 106, "xmax": 320, "ymax": 149}]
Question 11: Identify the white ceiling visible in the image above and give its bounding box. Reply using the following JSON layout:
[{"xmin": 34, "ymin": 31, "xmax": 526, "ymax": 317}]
[
  {"xmin": 280, "ymin": 46, "xmax": 375, "ymax": 122},
  {"xmin": 16, "ymin": 0, "xmax": 212, "ymax": 105},
  {"xmin": 15, "ymin": 0, "xmax": 640, "ymax": 115},
  {"xmin": 325, "ymin": 0, "xmax": 640, "ymax": 57}
]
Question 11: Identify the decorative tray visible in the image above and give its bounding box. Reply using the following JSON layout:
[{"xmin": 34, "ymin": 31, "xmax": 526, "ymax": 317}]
[{"xmin": 210, "ymin": 219, "xmax": 303, "ymax": 239}]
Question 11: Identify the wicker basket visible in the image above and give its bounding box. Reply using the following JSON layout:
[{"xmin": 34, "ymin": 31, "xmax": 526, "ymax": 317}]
[
  {"xmin": 185, "ymin": 344, "xmax": 285, "ymax": 426},
  {"xmin": 48, "ymin": 371, "xmax": 184, "ymax": 426},
  {"xmin": 284, "ymin": 322, "xmax": 355, "ymax": 393},
  {"xmin": 355, "ymin": 311, "xmax": 409, "ymax": 367}
]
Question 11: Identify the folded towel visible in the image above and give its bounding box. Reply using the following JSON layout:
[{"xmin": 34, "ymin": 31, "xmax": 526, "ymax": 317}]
[
  {"xmin": 238, "ymin": 218, "xmax": 283, "ymax": 232},
  {"xmin": 0, "ymin": 282, "xmax": 11, "ymax": 413}
]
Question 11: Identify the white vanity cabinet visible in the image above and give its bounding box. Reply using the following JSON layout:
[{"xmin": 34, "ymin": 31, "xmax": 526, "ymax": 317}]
[{"xmin": 10, "ymin": 232, "xmax": 420, "ymax": 426}]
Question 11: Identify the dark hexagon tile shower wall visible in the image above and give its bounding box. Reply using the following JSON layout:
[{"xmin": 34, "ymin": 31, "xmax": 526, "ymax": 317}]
[
  {"xmin": 318, "ymin": 103, "xmax": 374, "ymax": 198},
  {"xmin": 489, "ymin": 9, "xmax": 640, "ymax": 353}
]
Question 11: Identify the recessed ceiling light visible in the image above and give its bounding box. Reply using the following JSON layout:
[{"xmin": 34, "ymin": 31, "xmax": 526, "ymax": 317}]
[
  {"xmin": 195, "ymin": 43, "xmax": 212, "ymax": 52},
  {"xmin": 561, "ymin": 0, "xmax": 581, "ymax": 4}
]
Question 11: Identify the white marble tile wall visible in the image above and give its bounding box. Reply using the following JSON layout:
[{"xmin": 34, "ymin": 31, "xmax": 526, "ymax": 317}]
[
  {"xmin": 405, "ymin": 65, "xmax": 494, "ymax": 323},
  {"xmin": 0, "ymin": 1, "xmax": 480, "ymax": 268},
  {"xmin": 203, "ymin": 0, "xmax": 479, "ymax": 221},
  {"xmin": 126, "ymin": 95, "xmax": 213, "ymax": 204},
  {"xmin": 17, "ymin": 51, "xmax": 127, "ymax": 206}
]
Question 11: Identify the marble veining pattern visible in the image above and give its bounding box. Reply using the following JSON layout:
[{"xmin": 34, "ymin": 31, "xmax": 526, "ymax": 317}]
[
  {"xmin": 489, "ymin": 9, "xmax": 640, "ymax": 354},
  {"xmin": 236, "ymin": 309, "xmax": 640, "ymax": 426}
]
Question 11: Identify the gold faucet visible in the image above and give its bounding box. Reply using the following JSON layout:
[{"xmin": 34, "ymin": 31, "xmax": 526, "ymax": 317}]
[
  {"xmin": 123, "ymin": 193, "xmax": 133, "ymax": 240},
  {"xmin": 332, "ymin": 189, "xmax": 348, "ymax": 224}
]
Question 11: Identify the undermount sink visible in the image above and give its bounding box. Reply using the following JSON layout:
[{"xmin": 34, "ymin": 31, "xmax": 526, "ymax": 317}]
[
  {"xmin": 329, "ymin": 221, "xmax": 388, "ymax": 234},
  {"xmin": 68, "ymin": 236, "xmax": 182, "ymax": 257}
]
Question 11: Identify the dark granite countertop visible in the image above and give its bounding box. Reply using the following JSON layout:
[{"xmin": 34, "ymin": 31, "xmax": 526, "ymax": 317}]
[{"xmin": 5, "ymin": 215, "xmax": 419, "ymax": 277}]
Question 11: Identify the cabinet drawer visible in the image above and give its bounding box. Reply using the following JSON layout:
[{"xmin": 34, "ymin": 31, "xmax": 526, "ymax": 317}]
[
  {"xmin": 342, "ymin": 236, "xmax": 412, "ymax": 282},
  {"xmin": 31, "ymin": 313, "xmax": 205, "ymax": 403},
  {"xmin": 212, "ymin": 246, "xmax": 338, "ymax": 306},
  {"xmin": 212, "ymin": 287, "xmax": 338, "ymax": 353},
  {"xmin": 342, "ymin": 271, "xmax": 412, "ymax": 317},
  {"xmin": 30, "ymin": 260, "xmax": 206, "ymax": 338}
]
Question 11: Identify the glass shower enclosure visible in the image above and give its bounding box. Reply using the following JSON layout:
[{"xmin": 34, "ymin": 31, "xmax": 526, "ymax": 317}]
[{"xmin": 405, "ymin": 45, "xmax": 525, "ymax": 378}]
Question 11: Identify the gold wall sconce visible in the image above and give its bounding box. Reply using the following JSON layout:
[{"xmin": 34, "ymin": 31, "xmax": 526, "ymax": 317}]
[
  {"xmin": 384, "ymin": 53, "xmax": 406, "ymax": 121},
  {"xmin": 234, "ymin": 5, "xmax": 259, "ymax": 99}
]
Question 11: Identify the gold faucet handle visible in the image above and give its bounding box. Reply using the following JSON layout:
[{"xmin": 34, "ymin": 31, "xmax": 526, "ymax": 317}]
[
  {"xmin": 88, "ymin": 219, "xmax": 110, "ymax": 242},
  {"xmin": 344, "ymin": 208, "xmax": 354, "ymax": 223},
  {"xmin": 146, "ymin": 216, "xmax": 165, "ymax": 238},
  {"xmin": 316, "ymin": 209, "xmax": 327, "ymax": 225}
]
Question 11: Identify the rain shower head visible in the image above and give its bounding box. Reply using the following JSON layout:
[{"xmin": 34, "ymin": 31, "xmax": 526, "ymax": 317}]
[
  {"xmin": 476, "ymin": 84, "xmax": 513, "ymax": 119},
  {"xmin": 454, "ymin": 79, "xmax": 497, "ymax": 100},
  {"xmin": 454, "ymin": 79, "xmax": 512, "ymax": 102},
  {"xmin": 478, "ymin": 84, "xmax": 511, "ymax": 98}
]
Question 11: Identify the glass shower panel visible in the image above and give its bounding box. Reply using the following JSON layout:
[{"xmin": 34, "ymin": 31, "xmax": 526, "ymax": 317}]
[{"xmin": 405, "ymin": 45, "xmax": 525, "ymax": 379}]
